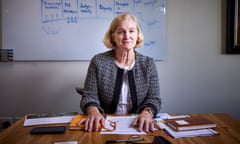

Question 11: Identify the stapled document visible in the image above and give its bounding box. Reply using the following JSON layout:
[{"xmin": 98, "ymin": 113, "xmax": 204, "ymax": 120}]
[{"xmin": 23, "ymin": 112, "xmax": 77, "ymax": 126}]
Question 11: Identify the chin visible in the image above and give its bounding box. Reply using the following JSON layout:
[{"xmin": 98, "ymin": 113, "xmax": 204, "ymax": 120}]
[
  {"xmin": 123, "ymin": 47, "xmax": 134, "ymax": 51},
  {"xmin": 122, "ymin": 45, "xmax": 134, "ymax": 49}
]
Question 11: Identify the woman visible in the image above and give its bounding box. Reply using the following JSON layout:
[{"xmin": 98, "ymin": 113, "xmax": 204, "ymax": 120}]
[{"xmin": 80, "ymin": 13, "xmax": 161, "ymax": 132}]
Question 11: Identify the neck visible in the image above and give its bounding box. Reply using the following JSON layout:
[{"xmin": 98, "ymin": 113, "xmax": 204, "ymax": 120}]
[{"xmin": 115, "ymin": 49, "xmax": 135, "ymax": 67}]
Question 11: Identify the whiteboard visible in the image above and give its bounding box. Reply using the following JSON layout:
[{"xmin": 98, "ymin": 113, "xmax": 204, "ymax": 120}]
[{"xmin": 2, "ymin": 0, "xmax": 166, "ymax": 61}]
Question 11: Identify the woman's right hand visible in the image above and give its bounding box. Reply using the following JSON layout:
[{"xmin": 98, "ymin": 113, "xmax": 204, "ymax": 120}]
[{"xmin": 78, "ymin": 106, "xmax": 105, "ymax": 132}]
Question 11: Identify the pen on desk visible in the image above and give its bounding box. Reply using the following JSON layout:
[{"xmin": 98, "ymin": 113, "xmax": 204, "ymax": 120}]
[
  {"xmin": 105, "ymin": 139, "xmax": 127, "ymax": 143},
  {"xmin": 105, "ymin": 137, "xmax": 144, "ymax": 144},
  {"xmin": 68, "ymin": 126, "xmax": 85, "ymax": 131},
  {"xmin": 208, "ymin": 129, "xmax": 220, "ymax": 136}
]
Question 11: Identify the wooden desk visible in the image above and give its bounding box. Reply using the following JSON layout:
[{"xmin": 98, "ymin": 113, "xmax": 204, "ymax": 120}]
[{"xmin": 0, "ymin": 113, "xmax": 240, "ymax": 144}]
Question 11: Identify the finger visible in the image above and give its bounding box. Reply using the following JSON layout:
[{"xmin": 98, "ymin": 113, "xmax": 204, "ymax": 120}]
[
  {"xmin": 130, "ymin": 118, "xmax": 138, "ymax": 127},
  {"xmin": 138, "ymin": 119, "xmax": 144, "ymax": 132},
  {"xmin": 94, "ymin": 117, "xmax": 100, "ymax": 131},
  {"xmin": 150, "ymin": 121, "xmax": 155, "ymax": 132},
  {"xmin": 143, "ymin": 120, "xmax": 149, "ymax": 132},
  {"xmin": 100, "ymin": 117, "xmax": 106, "ymax": 128},
  {"xmin": 84, "ymin": 118, "xmax": 89, "ymax": 131},
  {"xmin": 78, "ymin": 118, "xmax": 86, "ymax": 125},
  {"xmin": 87, "ymin": 118, "xmax": 94, "ymax": 132}
]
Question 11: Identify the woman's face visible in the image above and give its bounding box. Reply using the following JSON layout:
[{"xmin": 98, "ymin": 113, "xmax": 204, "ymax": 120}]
[{"xmin": 112, "ymin": 18, "xmax": 138, "ymax": 51}]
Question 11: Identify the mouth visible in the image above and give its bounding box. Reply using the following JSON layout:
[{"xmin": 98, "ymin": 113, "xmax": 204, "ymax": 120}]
[{"xmin": 122, "ymin": 40, "xmax": 132, "ymax": 44}]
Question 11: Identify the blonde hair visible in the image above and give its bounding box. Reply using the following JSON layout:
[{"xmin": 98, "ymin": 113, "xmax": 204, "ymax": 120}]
[{"xmin": 103, "ymin": 13, "xmax": 144, "ymax": 49}]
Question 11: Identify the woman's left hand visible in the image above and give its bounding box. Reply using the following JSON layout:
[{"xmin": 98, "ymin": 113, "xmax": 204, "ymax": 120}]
[{"xmin": 131, "ymin": 110, "xmax": 156, "ymax": 132}]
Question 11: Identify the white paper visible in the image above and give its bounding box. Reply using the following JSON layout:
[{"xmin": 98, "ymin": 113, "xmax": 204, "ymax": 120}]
[
  {"xmin": 154, "ymin": 113, "xmax": 191, "ymax": 121},
  {"xmin": 24, "ymin": 115, "xmax": 75, "ymax": 126},
  {"xmin": 100, "ymin": 115, "xmax": 146, "ymax": 135},
  {"xmin": 54, "ymin": 141, "xmax": 78, "ymax": 144},
  {"xmin": 175, "ymin": 120, "xmax": 189, "ymax": 125}
]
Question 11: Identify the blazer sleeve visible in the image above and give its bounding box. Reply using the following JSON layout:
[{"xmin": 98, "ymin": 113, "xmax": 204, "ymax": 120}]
[
  {"xmin": 80, "ymin": 56, "xmax": 104, "ymax": 114},
  {"xmin": 136, "ymin": 59, "xmax": 161, "ymax": 116}
]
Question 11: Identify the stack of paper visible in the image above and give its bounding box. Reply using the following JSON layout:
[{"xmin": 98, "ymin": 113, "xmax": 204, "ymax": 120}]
[
  {"xmin": 155, "ymin": 113, "xmax": 219, "ymax": 138},
  {"xmin": 158, "ymin": 122, "xmax": 218, "ymax": 138},
  {"xmin": 165, "ymin": 117, "xmax": 217, "ymax": 131}
]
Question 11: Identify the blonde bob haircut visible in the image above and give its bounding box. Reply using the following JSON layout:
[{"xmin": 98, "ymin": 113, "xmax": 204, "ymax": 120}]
[{"xmin": 103, "ymin": 13, "xmax": 144, "ymax": 49}]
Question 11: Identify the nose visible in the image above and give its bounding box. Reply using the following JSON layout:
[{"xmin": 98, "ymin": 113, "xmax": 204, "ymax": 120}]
[{"xmin": 124, "ymin": 31, "xmax": 130, "ymax": 39}]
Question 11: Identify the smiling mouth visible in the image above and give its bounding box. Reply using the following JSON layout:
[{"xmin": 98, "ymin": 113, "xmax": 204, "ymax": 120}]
[{"xmin": 123, "ymin": 40, "xmax": 131, "ymax": 44}]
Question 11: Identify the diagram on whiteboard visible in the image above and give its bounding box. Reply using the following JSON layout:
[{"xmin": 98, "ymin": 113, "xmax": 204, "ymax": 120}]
[
  {"xmin": 2, "ymin": 0, "xmax": 166, "ymax": 60},
  {"xmin": 41, "ymin": 0, "xmax": 166, "ymax": 34}
]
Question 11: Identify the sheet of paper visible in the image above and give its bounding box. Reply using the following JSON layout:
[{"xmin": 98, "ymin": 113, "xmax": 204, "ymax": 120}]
[
  {"xmin": 54, "ymin": 141, "xmax": 78, "ymax": 144},
  {"xmin": 100, "ymin": 115, "xmax": 146, "ymax": 135},
  {"xmin": 154, "ymin": 113, "xmax": 190, "ymax": 121},
  {"xmin": 23, "ymin": 113, "xmax": 76, "ymax": 126}
]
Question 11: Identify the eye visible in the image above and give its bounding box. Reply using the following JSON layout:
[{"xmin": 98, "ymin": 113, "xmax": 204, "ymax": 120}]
[
  {"xmin": 117, "ymin": 30, "xmax": 124, "ymax": 34},
  {"xmin": 129, "ymin": 28, "xmax": 136, "ymax": 33},
  {"xmin": 130, "ymin": 30, "xmax": 135, "ymax": 33}
]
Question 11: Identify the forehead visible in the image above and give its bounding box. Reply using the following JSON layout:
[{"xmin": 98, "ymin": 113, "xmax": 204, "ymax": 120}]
[{"xmin": 117, "ymin": 18, "xmax": 137, "ymax": 29}]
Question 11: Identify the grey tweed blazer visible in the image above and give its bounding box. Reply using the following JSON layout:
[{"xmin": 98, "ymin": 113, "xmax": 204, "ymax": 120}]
[{"xmin": 80, "ymin": 50, "xmax": 161, "ymax": 116}]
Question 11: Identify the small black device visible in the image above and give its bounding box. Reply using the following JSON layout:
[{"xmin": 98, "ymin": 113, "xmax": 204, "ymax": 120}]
[
  {"xmin": 30, "ymin": 126, "xmax": 66, "ymax": 134},
  {"xmin": 152, "ymin": 136, "xmax": 172, "ymax": 144}
]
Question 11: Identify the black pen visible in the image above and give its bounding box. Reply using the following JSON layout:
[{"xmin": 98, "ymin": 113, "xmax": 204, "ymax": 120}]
[{"xmin": 105, "ymin": 137, "xmax": 144, "ymax": 143}]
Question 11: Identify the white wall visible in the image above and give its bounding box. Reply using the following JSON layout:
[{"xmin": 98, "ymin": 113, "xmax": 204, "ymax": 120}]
[
  {"xmin": 159, "ymin": 0, "xmax": 240, "ymax": 118},
  {"xmin": 0, "ymin": 0, "xmax": 240, "ymax": 119}
]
